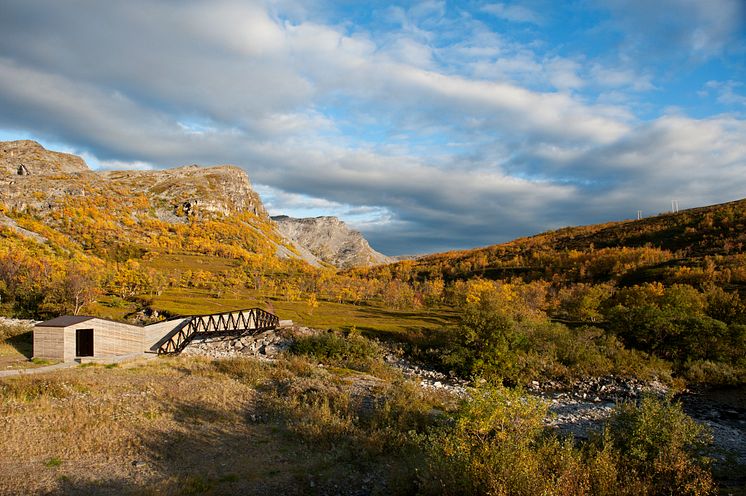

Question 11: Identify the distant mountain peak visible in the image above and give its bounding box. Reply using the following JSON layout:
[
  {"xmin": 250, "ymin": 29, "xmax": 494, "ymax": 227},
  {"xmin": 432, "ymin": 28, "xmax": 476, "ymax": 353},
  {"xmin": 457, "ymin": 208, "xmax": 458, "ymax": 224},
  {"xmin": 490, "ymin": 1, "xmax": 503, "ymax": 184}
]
[{"xmin": 272, "ymin": 215, "xmax": 393, "ymax": 269}]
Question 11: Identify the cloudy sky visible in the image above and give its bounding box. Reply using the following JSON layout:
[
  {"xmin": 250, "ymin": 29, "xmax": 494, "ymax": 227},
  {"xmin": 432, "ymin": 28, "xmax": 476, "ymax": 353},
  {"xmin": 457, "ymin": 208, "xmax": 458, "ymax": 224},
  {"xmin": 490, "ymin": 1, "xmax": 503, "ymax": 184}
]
[{"xmin": 1, "ymin": 0, "xmax": 745, "ymax": 255}]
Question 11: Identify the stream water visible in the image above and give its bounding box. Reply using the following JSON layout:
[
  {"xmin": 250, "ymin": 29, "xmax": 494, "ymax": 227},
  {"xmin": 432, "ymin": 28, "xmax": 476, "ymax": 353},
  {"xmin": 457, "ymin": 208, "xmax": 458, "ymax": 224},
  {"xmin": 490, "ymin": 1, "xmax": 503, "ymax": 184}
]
[{"xmin": 677, "ymin": 386, "xmax": 746, "ymax": 491}]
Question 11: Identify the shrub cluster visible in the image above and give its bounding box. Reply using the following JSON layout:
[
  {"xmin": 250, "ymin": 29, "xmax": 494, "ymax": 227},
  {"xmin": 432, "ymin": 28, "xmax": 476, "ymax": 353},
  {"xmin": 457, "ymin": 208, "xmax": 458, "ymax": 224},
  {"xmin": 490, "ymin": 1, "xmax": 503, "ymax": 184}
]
[
  {"xmin": 418, "ymin": 386, "xmax": 715, "ymax": 496},
  {"xmin": 289, "ymin": 330, "xmax": 384, "ymax": 372}
]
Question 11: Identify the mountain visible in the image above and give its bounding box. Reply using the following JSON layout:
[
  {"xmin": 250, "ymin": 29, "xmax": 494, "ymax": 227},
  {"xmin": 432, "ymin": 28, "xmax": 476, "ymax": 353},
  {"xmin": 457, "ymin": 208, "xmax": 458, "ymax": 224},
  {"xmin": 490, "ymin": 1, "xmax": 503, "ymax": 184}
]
[
  {"xmin": 0, "ymin": 140, "xmax": 390, "ymax": 270},
  {"xmin": 272, "ymin": 215, "xmax": 393, "ymax": 269},
  {"xmin": 0, "ymin": 140, "xmax": 315, "ymax": 266}
]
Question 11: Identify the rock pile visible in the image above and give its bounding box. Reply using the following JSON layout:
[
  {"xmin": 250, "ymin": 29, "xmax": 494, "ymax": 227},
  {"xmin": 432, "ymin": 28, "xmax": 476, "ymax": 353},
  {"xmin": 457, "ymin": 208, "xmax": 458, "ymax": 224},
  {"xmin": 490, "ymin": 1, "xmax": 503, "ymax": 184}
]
[
  {"xmin": 181, "ymin": 328, "xmax": 297, "ymax": 360},
  {"xmin": 528, "ymin": 375, "xmax": 669, "ymax": 403},
  {"xmin": 0, "ymin": 317, "xmax": 37, "ymax": 328}
]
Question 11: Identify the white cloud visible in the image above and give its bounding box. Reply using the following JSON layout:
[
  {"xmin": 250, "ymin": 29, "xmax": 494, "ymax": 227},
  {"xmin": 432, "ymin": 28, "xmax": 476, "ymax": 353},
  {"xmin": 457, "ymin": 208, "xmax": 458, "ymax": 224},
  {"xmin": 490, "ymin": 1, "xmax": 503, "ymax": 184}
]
[
  {"xmin": 704, "ymin": 80, "xmax": 746, "ymax": 107},
  {"xmin": 590, "ymin": 64, "xmax": 654, "ymax": 92},
  {"xmin": 546, "ymin": 57, "xmax": 585, "ymax": 91},
  {"xmin": 599, "ymin": 0, "xmax": 745, "ymax": 61},
  {"xmin": 0, "ymin": 0, "xmax": 744, "ymax": 254},
  {"xmin": 482, "ymin": 3, "xmax": 543, "ymax": 25}
]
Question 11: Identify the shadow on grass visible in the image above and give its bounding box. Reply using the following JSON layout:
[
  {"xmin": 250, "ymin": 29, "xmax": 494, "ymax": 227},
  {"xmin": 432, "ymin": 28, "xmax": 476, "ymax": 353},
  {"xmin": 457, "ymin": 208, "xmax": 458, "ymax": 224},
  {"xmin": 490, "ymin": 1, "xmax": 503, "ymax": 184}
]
[
  {"xmin": 5, "ymin": 330, "xmax": 32, "ymax": 359},
  {"xmin": 351, "ymin": 305, "xmax": 457, "ymax": 327},
  {"xmin": 51, "ymin": 396, "xmax": 418, "ymax": 496}
]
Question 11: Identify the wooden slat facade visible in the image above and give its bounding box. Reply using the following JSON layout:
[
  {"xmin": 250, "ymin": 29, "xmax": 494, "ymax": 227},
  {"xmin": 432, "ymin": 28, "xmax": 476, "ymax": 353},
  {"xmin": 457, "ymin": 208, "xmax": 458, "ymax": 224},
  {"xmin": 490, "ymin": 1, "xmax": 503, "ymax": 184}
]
[
  {"xmin": 34, "ymin": 318, "xmax": 145, "ymax": 361},
  {"xmin": 33, "ymin": 326, "xmax": 67, "ymax": 361}
]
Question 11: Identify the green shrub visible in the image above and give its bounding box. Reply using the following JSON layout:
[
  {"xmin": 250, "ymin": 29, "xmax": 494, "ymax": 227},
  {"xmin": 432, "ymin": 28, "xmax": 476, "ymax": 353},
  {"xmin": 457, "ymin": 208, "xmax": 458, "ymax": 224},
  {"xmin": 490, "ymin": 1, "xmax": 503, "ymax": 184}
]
[
  {"xmin": 418, "ymin": 385, "xmax": 592, "ymax": 496},
  {"xmin": 441, "ymin": 295, "xmax": 528, "ymax": 383},
  {"xmin": 418, "ymin": 387, "xmax": 715, "ymax": 496},
  {"xmin": 289, "ymin": 330, "xmax": 383, "ymax": 372},
  {"xmin": 681, "ymin": 359, "xmax": 746, "ymax": 385},
  {"xmin": 443, "ymin": 299, "xmax": 672, "ymax": 384},
  {"xmin": 603, "ymin": 395, "xmax": 715, "ymax": 495}
]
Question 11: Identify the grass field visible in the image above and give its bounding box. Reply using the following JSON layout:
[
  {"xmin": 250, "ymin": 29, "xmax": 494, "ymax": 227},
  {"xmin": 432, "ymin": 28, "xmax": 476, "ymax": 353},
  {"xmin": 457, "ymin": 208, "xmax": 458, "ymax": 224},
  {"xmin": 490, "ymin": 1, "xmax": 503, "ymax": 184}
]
[
  {"xmin": 150, "ymin": 287, "xmax": 458, "ymax": 344},
  {"xmin": 0, "ymin": 355, "xmax": 444, "ymax": 495}
]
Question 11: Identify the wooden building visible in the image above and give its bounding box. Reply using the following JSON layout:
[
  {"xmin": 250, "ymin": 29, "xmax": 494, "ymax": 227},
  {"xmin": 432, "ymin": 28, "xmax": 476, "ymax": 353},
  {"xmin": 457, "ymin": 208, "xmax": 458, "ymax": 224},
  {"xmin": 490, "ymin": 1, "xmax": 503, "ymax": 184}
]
[
  {"xmin": 33, "ymin": 308, "xmax": 278, "ymax": 361},
  {"xmin": 34, "ymin": 315, "xmax": 145, "ymax": 362}
]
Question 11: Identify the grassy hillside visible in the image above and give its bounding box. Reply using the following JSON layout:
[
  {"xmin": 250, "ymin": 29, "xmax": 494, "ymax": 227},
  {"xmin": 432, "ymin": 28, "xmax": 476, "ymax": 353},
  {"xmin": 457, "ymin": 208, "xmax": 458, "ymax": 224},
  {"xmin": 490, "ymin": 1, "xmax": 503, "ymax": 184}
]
[{"xmin": 372, "ymin": 197, "xmax": 746, "ymax": 288}]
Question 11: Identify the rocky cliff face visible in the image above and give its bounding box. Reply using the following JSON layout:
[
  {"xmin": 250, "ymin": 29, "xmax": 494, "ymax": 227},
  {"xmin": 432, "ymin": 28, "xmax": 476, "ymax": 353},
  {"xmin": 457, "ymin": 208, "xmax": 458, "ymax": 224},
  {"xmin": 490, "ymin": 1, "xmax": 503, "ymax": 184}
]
[
  {"xmin": 0, "ymin": 140, "xmax": 88, "ymax": 175},
  {"xmin": 272, "ymin": 215, "xmax": 392, "ymax": 269},
  {"xmin": 100, "ymin": 165, "xmax": 267, "ymax": 220},
  {"xmin": 0, "ymin": 141, "xmax": 266, "ymax": 220}
]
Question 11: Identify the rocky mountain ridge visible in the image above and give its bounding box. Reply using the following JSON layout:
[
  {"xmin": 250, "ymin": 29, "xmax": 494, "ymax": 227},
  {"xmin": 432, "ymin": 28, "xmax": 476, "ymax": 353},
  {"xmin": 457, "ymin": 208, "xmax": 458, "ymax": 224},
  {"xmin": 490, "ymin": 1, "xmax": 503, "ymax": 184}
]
[
  {"xmin": 0, "ymin": 140, "xmax": 389, "ymax": 269},
  {"xmin": 272, "ymin": 215, "xmax": 393, "ymax": 269},
  {"xmin": 1, "ymin": 140, "xmax": 88, "ymax": 175},
  {"xmin": 1, "ymin": 141, "xmax": 266, "ymax": 220}
]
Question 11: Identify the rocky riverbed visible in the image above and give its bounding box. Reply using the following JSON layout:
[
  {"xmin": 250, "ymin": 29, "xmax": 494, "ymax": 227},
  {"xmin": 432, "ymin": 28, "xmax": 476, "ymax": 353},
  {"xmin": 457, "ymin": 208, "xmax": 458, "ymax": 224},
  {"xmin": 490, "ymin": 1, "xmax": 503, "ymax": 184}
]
[
  {"xmin": 384, "ymin": 351, "xmax": 670, "ymax": 437},
  {"xmin": 181, "ymin": 326, "xmax": 746, "ymax": 472}
]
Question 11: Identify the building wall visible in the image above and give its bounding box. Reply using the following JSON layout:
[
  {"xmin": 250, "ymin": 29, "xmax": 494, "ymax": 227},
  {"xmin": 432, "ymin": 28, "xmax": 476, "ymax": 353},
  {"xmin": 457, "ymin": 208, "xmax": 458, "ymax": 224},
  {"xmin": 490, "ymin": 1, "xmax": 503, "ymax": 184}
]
[
  {"xmin": 63, "ymin": 327, "xmax": 77, "ymax": 361},
  {"xmin": 34, "ymin": 319, "xmax": 145, "ymax": 361},
  {"xmin": 88, "ymin": 319, "xmax": 144, "ymax": 357},
  {"xmin": 144, "ymin": 318, "xmax": 189, "ymax": 352},
  {"xmin": 33, "ymin": 326, "xmax": 66, "ymax": 361}
]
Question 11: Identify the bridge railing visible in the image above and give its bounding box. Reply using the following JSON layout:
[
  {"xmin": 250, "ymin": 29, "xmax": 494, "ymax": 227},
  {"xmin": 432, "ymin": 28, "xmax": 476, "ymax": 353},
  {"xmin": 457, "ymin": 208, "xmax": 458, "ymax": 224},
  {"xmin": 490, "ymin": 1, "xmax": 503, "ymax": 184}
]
[{"xmin": 157, "ymin": 308, "xmax": 279, "ymax": 355}]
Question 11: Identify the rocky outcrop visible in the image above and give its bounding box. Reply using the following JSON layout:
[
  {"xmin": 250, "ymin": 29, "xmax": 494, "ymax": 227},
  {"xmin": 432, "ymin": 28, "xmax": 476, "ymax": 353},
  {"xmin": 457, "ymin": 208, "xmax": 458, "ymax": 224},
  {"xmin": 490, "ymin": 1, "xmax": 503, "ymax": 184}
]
[
  {"xmin": 101, "ymin": 164, "xmax": 268, "ymax": 219},
  {"xmin": 272, "ymin": 215, "xmax": 393, "ymax": 269},
  {"xmin": 0, "ymin": 140, "xmax": 89, "ymax": 175},
  {"xmin": 0, "ymin": 141, "xmax": 267, "ymax": 220}
]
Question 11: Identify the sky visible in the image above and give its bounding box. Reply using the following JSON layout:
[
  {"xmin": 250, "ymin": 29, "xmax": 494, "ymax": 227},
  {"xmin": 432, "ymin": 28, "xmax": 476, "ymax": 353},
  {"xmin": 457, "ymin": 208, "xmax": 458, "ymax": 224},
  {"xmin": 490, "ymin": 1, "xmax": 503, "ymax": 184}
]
[{"xmin": 1, "ymin": 1, "xmax": 745, "ymax": 255}]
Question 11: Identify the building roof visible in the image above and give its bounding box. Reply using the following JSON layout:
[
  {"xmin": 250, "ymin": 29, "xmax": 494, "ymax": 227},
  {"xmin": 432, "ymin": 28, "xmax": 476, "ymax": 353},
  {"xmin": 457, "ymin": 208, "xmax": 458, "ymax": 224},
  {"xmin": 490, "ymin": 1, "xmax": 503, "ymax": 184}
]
[{"xmin": 35, "ymin": 315, "xmax": 95, "ymax": 328}]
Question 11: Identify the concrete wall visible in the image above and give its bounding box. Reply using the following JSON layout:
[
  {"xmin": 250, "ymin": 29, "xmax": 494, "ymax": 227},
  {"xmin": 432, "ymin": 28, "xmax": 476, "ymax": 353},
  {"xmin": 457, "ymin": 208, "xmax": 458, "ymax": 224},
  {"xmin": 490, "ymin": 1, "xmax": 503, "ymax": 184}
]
[
  {"xmin": 144, "ymin": 318, "xmax": 189, "ymax": 352},
  {"xmin": 33, "ymin": 319, "xmax": 145, "ymax": 362},
  {"xmin": 88, "ymin": 319, "xmax": 143, "ymax": 357},
  {"xmin": 33, "ymin": 326, "xmax": 66, "ymax": 361}
]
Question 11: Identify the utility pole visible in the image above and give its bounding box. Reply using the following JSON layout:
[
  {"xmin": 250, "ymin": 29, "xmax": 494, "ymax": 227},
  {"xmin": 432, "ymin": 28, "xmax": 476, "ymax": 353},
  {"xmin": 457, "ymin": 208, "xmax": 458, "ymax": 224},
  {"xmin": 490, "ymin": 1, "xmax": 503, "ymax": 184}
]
[{"xmin": 637, "ymin": 210, "xmax": 642, "ymax": 220}]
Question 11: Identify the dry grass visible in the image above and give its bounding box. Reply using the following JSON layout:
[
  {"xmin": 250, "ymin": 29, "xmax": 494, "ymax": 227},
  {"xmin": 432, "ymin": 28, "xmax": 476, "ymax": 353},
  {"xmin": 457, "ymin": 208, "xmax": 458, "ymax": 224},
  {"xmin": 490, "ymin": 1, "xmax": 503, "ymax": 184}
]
[
  {"xmin": 0, "ymin": 322, "xmax": 56, "ymax": 370},
  {"xmin": 0, "ymin": 355, "xmax": 447, "ymax": 495}
]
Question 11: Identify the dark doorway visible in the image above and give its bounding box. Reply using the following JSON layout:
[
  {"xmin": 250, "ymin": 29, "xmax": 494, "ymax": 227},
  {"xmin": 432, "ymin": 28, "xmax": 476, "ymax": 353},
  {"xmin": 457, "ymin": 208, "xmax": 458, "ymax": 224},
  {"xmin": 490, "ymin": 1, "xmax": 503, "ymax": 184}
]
[{"xmin": 76, "ymin": 329, "xmax": 94, "ymax": 357}]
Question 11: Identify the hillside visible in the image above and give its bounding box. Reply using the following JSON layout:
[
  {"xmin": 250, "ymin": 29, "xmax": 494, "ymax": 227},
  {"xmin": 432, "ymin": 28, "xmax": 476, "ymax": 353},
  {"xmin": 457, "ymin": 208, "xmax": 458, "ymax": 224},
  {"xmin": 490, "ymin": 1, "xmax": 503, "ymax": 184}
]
[
  {"xmin": 0, "ymin": 140, "xmax": 408, "ymax": 324},
  {"xmin": 0, "ymin": 141, "xmax": 395, "ymax": 272},
  {"xmin": 0, "ymin": 141, "xmax": 324, "ymax": 319},
  {"xmin": 359, "ymin": 197, "xmax": 746, "ymax": 291},
  {"xmin": 272, "ymin": 215, "xmax": 392, "ymax": 269}
]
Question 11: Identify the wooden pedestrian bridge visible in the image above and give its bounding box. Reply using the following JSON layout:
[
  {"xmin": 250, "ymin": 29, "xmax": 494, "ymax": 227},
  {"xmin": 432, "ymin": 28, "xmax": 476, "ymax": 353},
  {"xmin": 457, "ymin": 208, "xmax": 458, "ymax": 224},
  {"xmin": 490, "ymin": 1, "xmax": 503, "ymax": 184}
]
[{"xmin": 156, "ymin": 308, "xmax": 279, "ymax": 355}]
